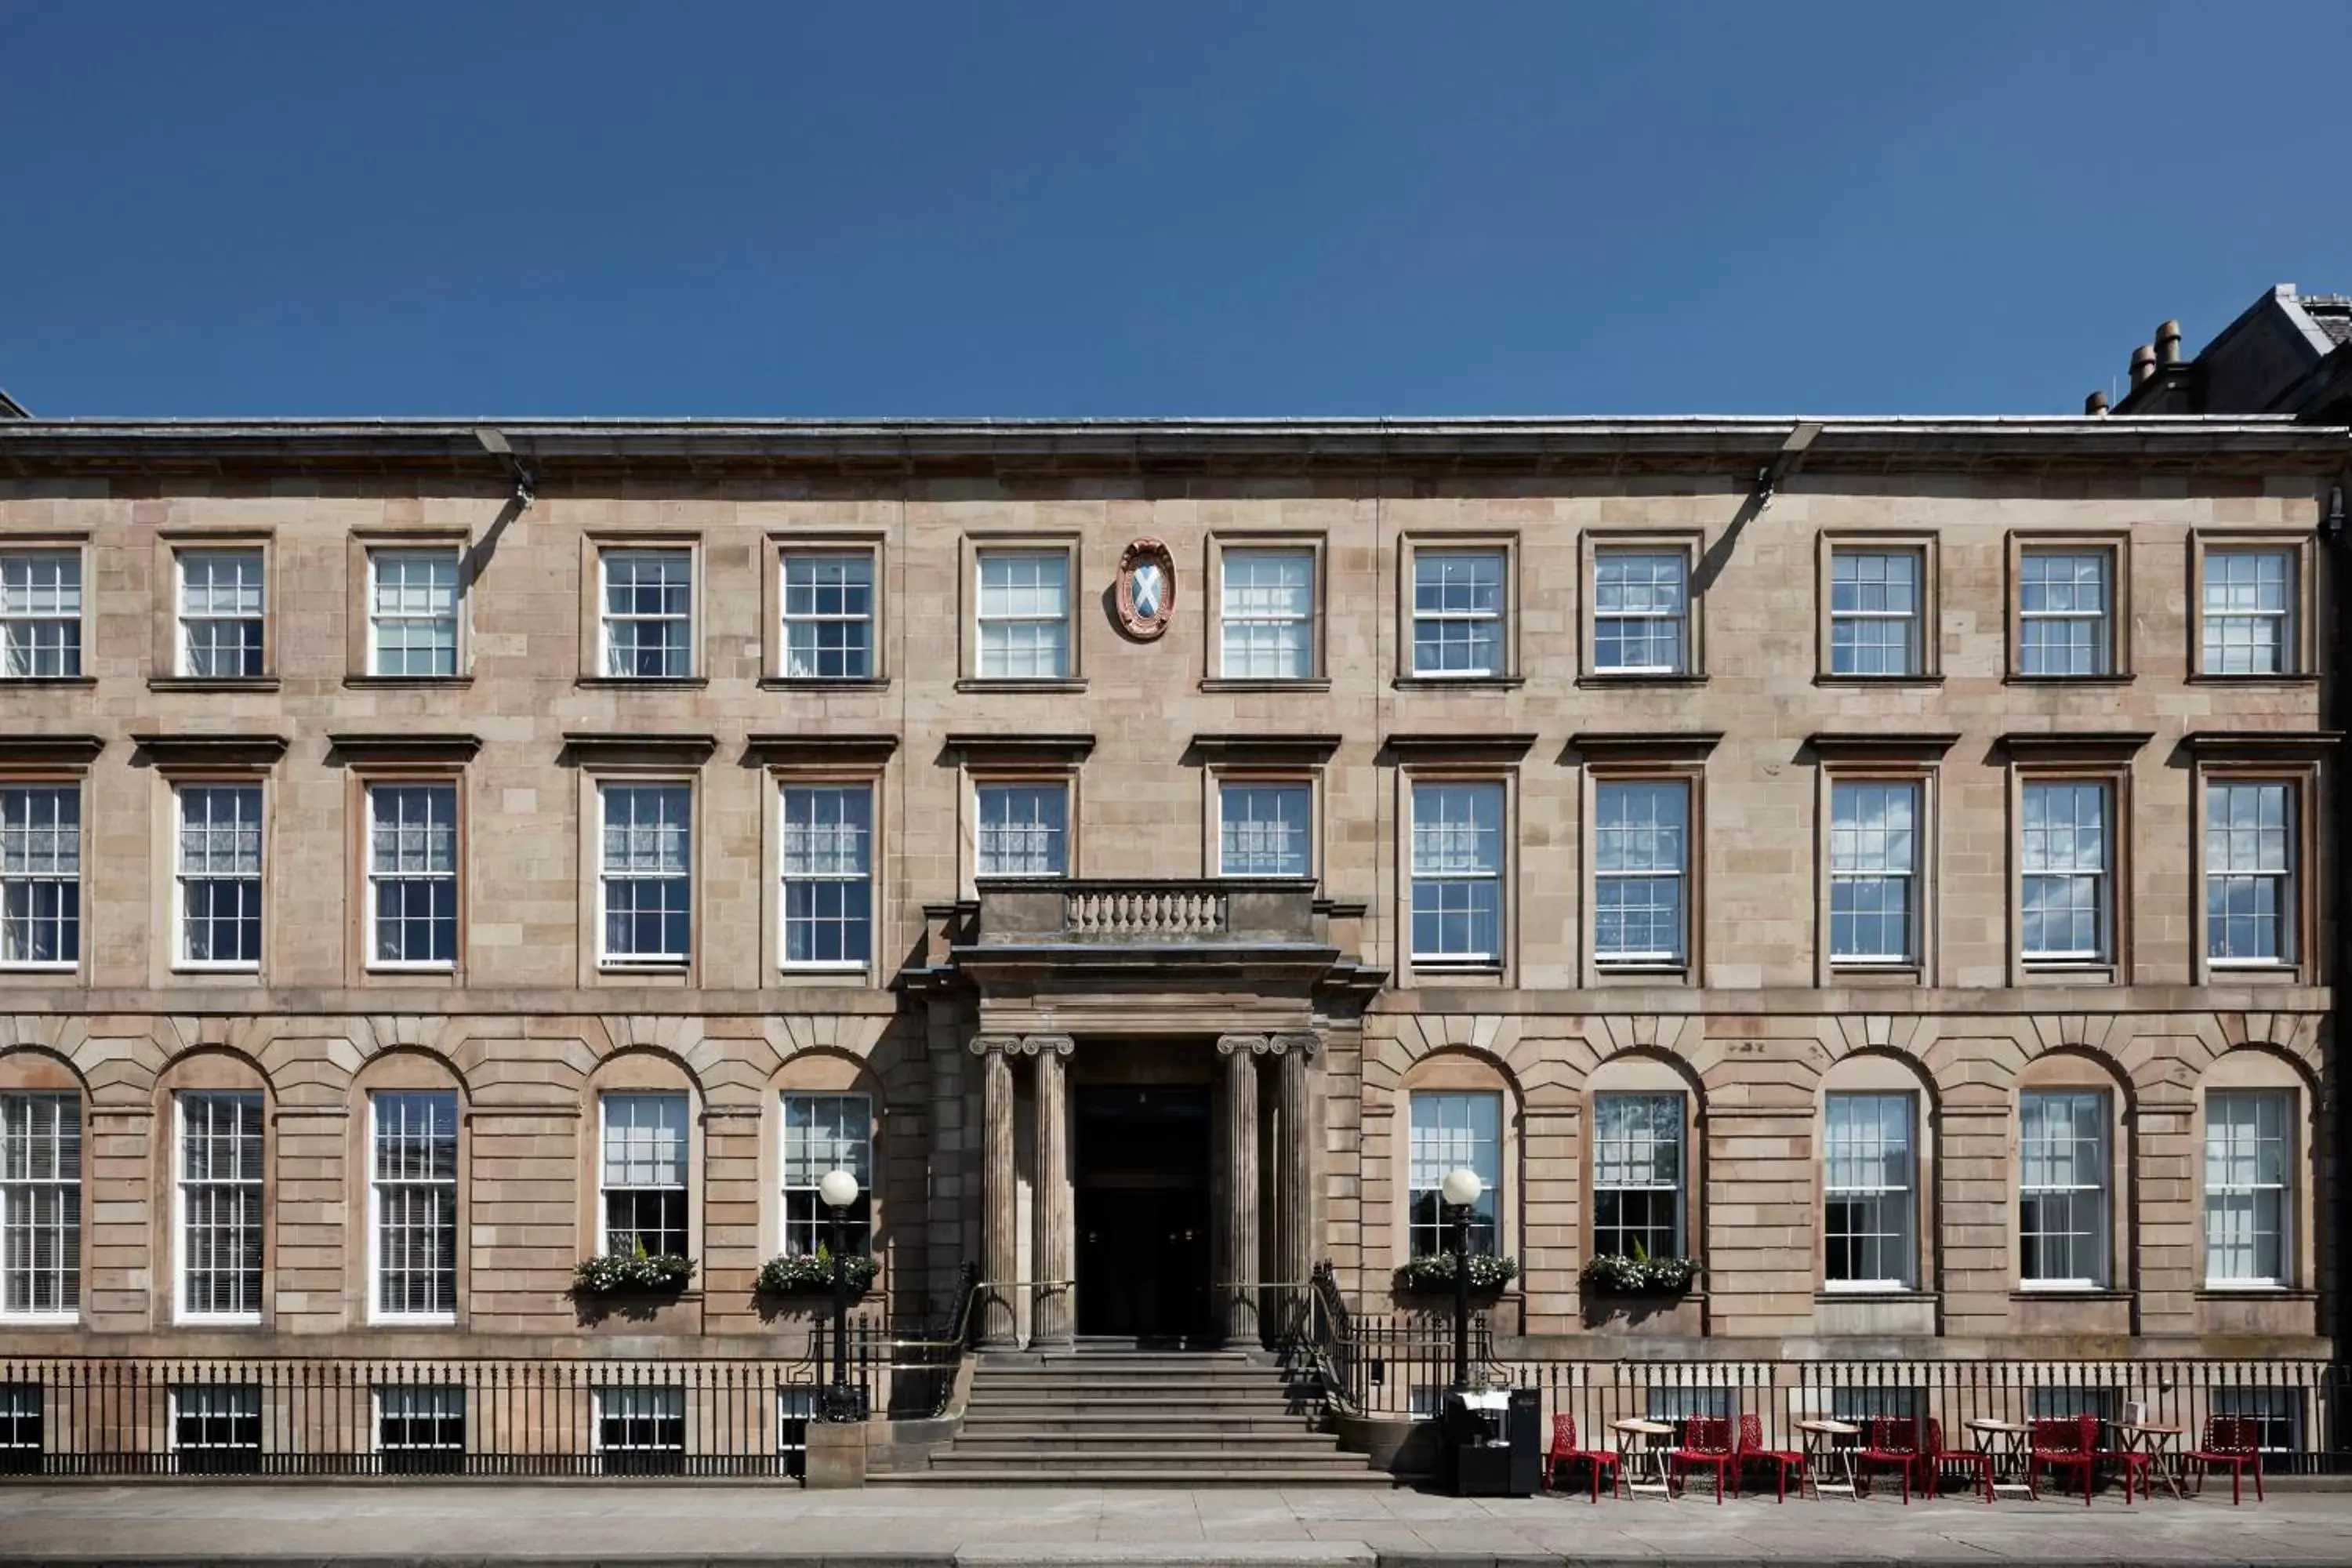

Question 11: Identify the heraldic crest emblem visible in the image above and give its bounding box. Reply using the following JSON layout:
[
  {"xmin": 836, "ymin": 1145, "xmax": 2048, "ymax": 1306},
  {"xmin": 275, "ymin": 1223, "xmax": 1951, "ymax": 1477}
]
[{"xmin": 1115, "ymin": 537, "xmax": 1176, "ymax": 641}]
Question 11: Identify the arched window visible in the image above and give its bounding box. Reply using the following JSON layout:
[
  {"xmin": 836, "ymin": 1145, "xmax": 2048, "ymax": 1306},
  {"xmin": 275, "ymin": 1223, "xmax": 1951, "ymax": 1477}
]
[
  {"xmin": 2015, "ymin": 1054, "xmax": 2127, "ymax": 1291},
  {"xmin": 1585, "ymin": 1055, "xmax": 1697, "ymax": 1263},
  {"xmin": 350, "ymin": 1052, "xmax": 465, "ymax": 1325},
  {"xmin": 1396, "ymin": 1054, "xmax": 1515, "ymax": 1261},
  {"xmin": 157, "ymin": 1052, "xmax": 270, "ymax": 1326},
  {"xmin": 1818, "ymin": 1054, "xmax": 1935, "ymax": 1294},
  {"xmin": 2198, "ymin": 1051, "xmax": 2310, "ymax": 1290},
  {"xmin": 770, "ymin": 1054, "xmax": 881, "ymax": 1263},
  {"xmin": 0, "ymin": 1051, "xmax": 83, "ymax": 1323},
  {"xmin": 580, "ymin": 1054, "xmax": 699, "ymax": 1265}
]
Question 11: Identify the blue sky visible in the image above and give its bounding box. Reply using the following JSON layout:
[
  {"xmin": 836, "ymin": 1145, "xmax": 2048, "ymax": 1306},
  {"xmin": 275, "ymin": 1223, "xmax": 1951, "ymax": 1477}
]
[{"xmin": 3, "ymin": 2, "xmax": 2344, "ymax": 418}]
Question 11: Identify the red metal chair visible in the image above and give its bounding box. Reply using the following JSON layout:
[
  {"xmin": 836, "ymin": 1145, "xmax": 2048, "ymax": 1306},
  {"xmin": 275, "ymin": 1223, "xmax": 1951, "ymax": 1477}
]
[
  {"xmin": 2185, "ymin": 1415, "xmax": 2265, "ymax": 1506},
  {"xmin": 1541, "ymin": 1412, "xmax": 1621, "ymax": 1503},
  {"xmin": 1857, "ymin": 1416, "xmax": 1919, "ymax": 1504},
  {"xmin": 1735, "ymin": 1412, "xmax": 1803, "ymax": 1503},
  {"xmin": 2099, "ymin": 1422, "xmax": 2155, "ymax": 1503},
  {"xmin": 1668, "ymin": 1415, "xmax": 1737, "ymax": 1503},
  {"xmin": 1919, "ymin": 1417, "xmax": 1995, "ymax": 1503},
  {"xmin": 2027, "ymin": 1415, "xmax": 2100, "ymax": 1506}
]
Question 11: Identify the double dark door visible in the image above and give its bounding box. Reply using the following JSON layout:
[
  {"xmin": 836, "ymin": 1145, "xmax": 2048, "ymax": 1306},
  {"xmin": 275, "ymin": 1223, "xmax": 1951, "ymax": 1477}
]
[{"xmin": 1073, "ymin": 1084, "xmax": 1211, "ymax": 1341}]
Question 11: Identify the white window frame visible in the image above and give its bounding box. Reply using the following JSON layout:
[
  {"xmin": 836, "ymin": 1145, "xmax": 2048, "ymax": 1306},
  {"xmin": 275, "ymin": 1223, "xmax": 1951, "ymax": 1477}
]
[
  {"xmin": 593, "ymin": 1384, "xmax": 685, "ymax": 1470},
  {"xmin": 1822, "ymin": 1091, "xmax": 1917, "ymax": 1292},
  {"xmin": 1592, "ymin": 779, "xmax": 1689, "ymax": 967},
  {"xmin": 778, "ymin": 783, "xmax": 873, "ymax": 971},
  {"xmin": 2201, "ymin": 546, "xmax": 2296, "ymax": 677},
  {"xmin": 173, "ymin": 1091, "xmax": 265, "ymax": 1326},
  {"xmin": 1828, "ymin": 780, "xmax": 1919, "ymax": 966},
  {"xmin": 780, "ymin": 1092, "xmax": 873, "ymax": 1258},
  {"xmin": 169, "ymin": 1384, "xmax": 262, "ymax": 1468},
  {"xmin": 2206, "ymin": 780, "xmax": 2295, "ymax": 968},
  {"xmin": 1592, "ymin": 1091, "xmax": 1685, "ymax": 1260},
  {"xmin": 2204, "ymin": 1089, "xmax": 2292, "ymax": 1288},
  {"xmin": 0, "ymin": 783, "xmax": 80, "ymax": 971},
  {"xmin": 367, "ymin": 1090, "xmax": 459, "ymax": 1325},
  {"xmin": 1218, "ymin": 547, "xmax": 1316, "ymax": 681},
  {"xmin": 1828, "ymin": 548, "xmax": 1923, "ymax": 677},
  {"xmin": 974, "ymin": 549, "xmax": 1071, "ymax": 680},
  {"xmin": 173, "ymin": 783, "xmax": 264, "ymax": 973},
  {"xmin": 597, "ymin": 1092, "xmax": 690, "ymax": 1261},
  {"xmin": 0, "ymin": 1091, "xmax": 80, "ymax": 1323},
  {"xmin": 1405, "ymin": 1090, "xmax": 1501, "ymax": 1258},
  {"xmin": 2020, "ymin": 781, "xmax": 2111, "ymax": 964},
  {"xmin": 1217, "ymin": 781, "xmax": 1312, "ymax": 880},
  {"xmin": 1591, "ymin": 550, "xmax": 1689, "ymax": 676},
  {"xmin": 1407, "ymin": 780, "xmax": 1504, "ymax": 967},
  {"xmin": 1410, "ymin": 548, "xmax": 1507, "ymax": 677},
  {"xmin": 174, "ymin": 547, "xmax": 267, "ymax": 679},
  {"xmin": 2018, "ymin": 1088, "xmax": 2110, "ymax": 1290},
  {"xmin": 596, "ymin": 782, "xmax": 693, "ymax": 968},
  {"xmin": 779, "ymin": 549, "xmax": 877, "ymax": 681},
  {"xmin": 365, "ymin": 547, "xmax": 461, "ymax": 677},
  {"xmin": 2016, "ymin": 549, "xmax": 2112, "ymax": 677},
  {"xmin": 0, "ymin": 550, "xmax": 82, "ymax": 680},
  {"xmin": 365, "ymin": 782, "xmax": 459, "ymax": 971},
  {"xmin": 597, "ymin": 548, "xmax": 695, "ymax": 680},
  {"xmin": 975, "ymin": 781, "xmax": 1068, "ymax": 880}
]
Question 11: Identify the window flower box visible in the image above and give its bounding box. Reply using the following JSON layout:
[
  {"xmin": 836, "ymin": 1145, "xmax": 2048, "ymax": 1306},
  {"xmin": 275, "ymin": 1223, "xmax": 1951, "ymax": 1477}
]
[
  {"xmin": 1393, "ymin": 1251, "xmax": 1519, "ymax": 1301},
  {"xmin": 755, "ymin": 1251, "xmax": 879, "ymax": 1298},
  {"xmin": 572, "ymin": 1247, "xmax": 697, "ymax": 1298},
  {"xmin": 1577, "ymin": 1251, "xmax": 1698, "ymax": 1295}
]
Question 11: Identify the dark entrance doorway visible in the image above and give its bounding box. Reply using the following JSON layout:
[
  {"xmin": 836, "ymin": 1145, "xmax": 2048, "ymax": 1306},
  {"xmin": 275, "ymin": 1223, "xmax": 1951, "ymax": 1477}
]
[{"xmin": 1073, "ymin": 1083, "xmax": 1211, "ymax": 1341}]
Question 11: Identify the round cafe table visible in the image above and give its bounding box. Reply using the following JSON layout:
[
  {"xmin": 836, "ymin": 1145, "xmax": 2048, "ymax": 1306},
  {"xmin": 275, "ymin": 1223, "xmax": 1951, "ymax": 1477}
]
[
  {"xmin": 1795, "ymin": 1417, "xmax": 1861, "ymax": 1499},
  {"xmin": 1610, "ymin": 1417, "xmax": 1676, "ymax": 1498},
  {"xmin": 1965, "ymin": 1417, "xmax": 2034, "ymax": 1499}
]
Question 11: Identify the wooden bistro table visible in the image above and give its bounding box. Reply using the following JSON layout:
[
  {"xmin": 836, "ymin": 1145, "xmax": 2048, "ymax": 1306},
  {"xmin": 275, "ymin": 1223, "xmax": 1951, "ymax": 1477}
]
[
  {"xmin": 1965, "ymin": 1417, "xmax": 2034, "ymax": 1500},
  {"xmin": 2111, "ymin": 1423, "xmax": 2187, "ymax": 1501},
  {"xmin": 1795, "ymin": 1417, "xmax": 1862, "ymax": 1499},
  {"xmin": 1610, "ymin": 1417, "xmax": 1678, "ymax": 1499}
]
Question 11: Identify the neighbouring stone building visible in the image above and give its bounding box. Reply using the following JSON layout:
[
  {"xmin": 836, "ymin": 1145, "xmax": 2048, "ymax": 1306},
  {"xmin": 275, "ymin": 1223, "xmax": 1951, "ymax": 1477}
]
[{"xmin": 0, "ymin": 411, "xmax": 2345, "ymax": 1396}]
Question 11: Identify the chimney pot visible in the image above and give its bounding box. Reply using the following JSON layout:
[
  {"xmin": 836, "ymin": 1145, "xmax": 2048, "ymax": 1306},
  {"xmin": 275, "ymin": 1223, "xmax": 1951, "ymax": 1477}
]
[
  {"xmin": 2130, "ymin": 344, "xmax": 2157, "ymax": 387},
  {"xmin": 2156, "ymin": 319, "xmax": 2183, "ymax": 365},
  {"xmin": 2085, "ymin": 390, "xmax": 2110, "ymax": 416}
]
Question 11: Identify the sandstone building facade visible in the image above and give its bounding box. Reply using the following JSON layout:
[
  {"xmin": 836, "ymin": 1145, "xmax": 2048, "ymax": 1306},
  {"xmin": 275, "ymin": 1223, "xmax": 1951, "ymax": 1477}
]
[{"xmin": 0, "ymin": 414, "xmax": 2343, "ymax": 1389}]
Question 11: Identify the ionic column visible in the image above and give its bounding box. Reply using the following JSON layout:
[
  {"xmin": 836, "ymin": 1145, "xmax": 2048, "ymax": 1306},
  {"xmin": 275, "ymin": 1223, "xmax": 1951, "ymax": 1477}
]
[
  {"xmin": 1215, "ymin": 1035, "xmax": 1268, "ymax": 1346},
  {"xmin": 970, "ymin": 1036, "xmax": 1020, "ymax": 1348},
  {"xmin": 1272, "ymin": 1034, "xmax": 1322, "ymax": 1316},
  {"xmin": 1028, "ymin": 1036, "xmax": 1076, "ymax": 1348}
]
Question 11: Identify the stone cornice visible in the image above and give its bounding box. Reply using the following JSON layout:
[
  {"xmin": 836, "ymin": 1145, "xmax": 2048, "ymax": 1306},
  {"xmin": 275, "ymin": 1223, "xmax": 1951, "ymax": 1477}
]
[
  {"xmin": 2180, "ymin": 729, "xmax": 2343, "ymax": 761},
  {"xmin": 557, "ymin": 731, "xmax": 718, "ymax": 768},
  {"xmin": 128, "ymin": 733, "xmax": 289, "ymax": 771},
  {"xmin": 742, "ymin": 733, "xmax": 899, "ymax": 770},
  {"xmin": 0, "ymin": 735, "xmax": 103, "ymax": 770},
  {"xmin": 2, "ymin": 416, "xmax": 2347, "ymax": 481},
  {"xmin": 325, "ymin": 732, "xmax": 484, "ymax": 767},
  {"xmin": 1997, "ymin": 731, "xmax": 2154, "ymax": 762},
  {"xmin": 1188, "ymin": 734, "xmax": 1344, "ymax": 768},
  {"xmin": 1804, "ymin": 731, "xmax": 1963, "ymax": 763},
  {"xmin": 1380, "ymin": 732, "xmax": 1538, "ymax": 767},
  {"xmin": 1566, "ymin": 731, "xmax": 1724, "ymax": 765},
  {"xmin": 944, "ymin": 733, "xmax": 1095, "ymax": 770}
]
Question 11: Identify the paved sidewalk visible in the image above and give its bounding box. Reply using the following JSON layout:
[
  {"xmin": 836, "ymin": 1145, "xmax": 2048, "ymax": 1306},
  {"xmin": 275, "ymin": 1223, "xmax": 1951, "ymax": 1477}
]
[{"xmin": 2, "ymin": 1481, "xmax": 2350, "ymax": 1566}]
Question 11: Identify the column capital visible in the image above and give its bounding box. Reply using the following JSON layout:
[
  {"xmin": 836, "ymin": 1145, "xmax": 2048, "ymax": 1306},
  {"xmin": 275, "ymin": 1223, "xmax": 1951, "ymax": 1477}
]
[
  {"xmin": 1018, "ymin": 1035, "xmax": 1075, "ymax": 1058},
  {"xmin": 1268, "ymin": 1032, "xmax": 1322, "ymax": 1061},
  {"xmin": 969, "ymin": 1034, "xmax": 1023, "ymax": 1058},
  {"xmin": 1216, "ymin": 1033, "xmax": 1272, "ymax": 1058}
]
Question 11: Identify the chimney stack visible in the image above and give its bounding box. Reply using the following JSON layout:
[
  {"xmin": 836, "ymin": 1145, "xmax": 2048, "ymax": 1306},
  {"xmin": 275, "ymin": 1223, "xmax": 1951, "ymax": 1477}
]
[
  {"xmin": 2085, "ymin": 390, "xmax": 2110, "ymax": 416},
  {"xmin": 2156, "ymin": 319, "xmax": 2183, "ymax": 365},
  {"xmin": 2130, "ymin": 344, "xmax": 2157, "ymax": 387}
]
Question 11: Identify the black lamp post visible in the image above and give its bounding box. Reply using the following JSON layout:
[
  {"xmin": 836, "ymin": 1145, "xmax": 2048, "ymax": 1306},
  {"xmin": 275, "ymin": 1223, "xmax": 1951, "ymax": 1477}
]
[
  {"xmin": 1439, "ymin": 1166, "xmax": 1484, "ymax": 1392},
  {"xmin": 818, "ymin": 1167, "xmax": 861, "ymax": 1421}
]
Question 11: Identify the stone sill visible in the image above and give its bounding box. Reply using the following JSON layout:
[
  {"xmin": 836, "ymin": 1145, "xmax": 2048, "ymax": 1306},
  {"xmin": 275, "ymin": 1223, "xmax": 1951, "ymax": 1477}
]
[
  {"xmin": 1577, "ymin": 673, "xmax": 1708, "ymax": 688},
  {"xmin": 2008, "ymin": 1288, "xmax": 2132, "ymax": 1303},
  {"xmin": 2195, "ymin": 1287, "xmax": 2317, "ymax": 1301},
  {"xmin": 1200, "ymin": 677, "xmax": 1331, "ymax": 694},
  {"xmin": 147, "ymin": 676, "xmax": 279, "ymax": 692},
  {"xmin": 757, "ymin": 677, "xmax": 891, "ymax": 692},
  {"xmin": 2002, "ymin": 673, "xmax": 2136, "ymax": 686},
  {"xmin": 1813, "ymin": 674, "xmax": 1944, "ymax": 688},
  {"xmin": 2186, "ymin": 672, "xmax": 2318, "ymax": 686},
  {"xmin": 575, "ymin": 677, "xmax": 709, "ymax": 691},
  {"xmin": 0, "ymin": 676, "xmax": 96, "ymax": 689},
  {"xmin": 343, "ymin": 674, "xmax": 474, "ymax": 690},
  {"xmin": 954, "ymin": 678, "xmax": 1087, "ymax": 695},
  {"xmin": 1813, "ymin": 1290, "xmax": 1937, "ymax": 1305},
  {"xmin": 1392, "ymin": 675, "xmax": 1524, "ymax": 691}
]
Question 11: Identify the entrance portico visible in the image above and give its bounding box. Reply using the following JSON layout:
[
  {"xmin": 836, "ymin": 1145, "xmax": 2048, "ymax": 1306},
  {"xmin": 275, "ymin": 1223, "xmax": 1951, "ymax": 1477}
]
[{"xmin": 967, "ymin": 1030, "xmax": 1323, "ymax": 1349}]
